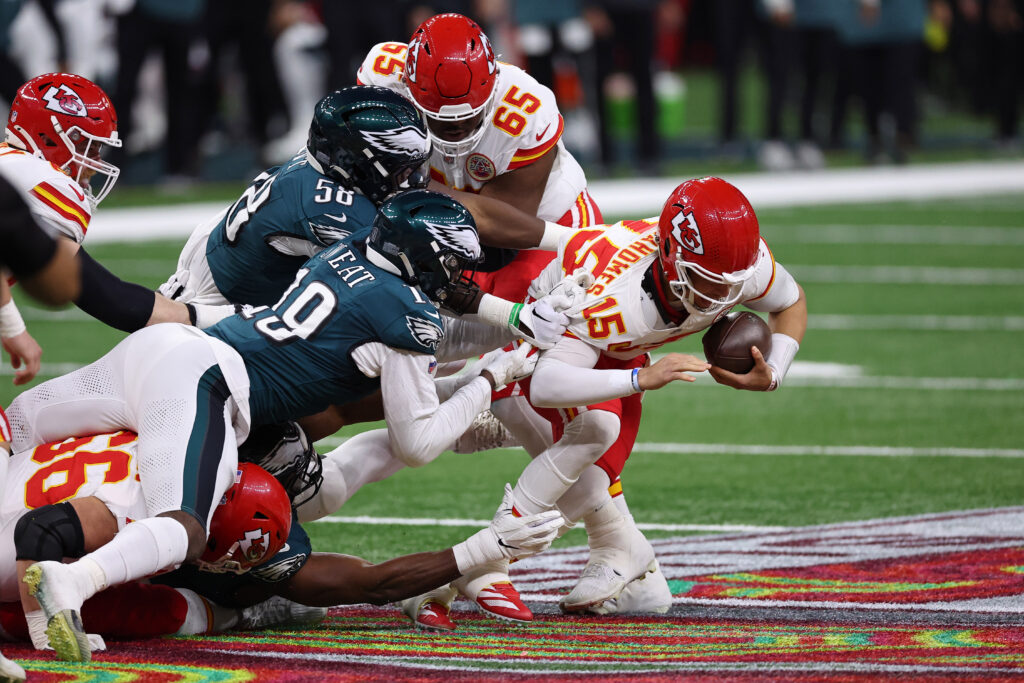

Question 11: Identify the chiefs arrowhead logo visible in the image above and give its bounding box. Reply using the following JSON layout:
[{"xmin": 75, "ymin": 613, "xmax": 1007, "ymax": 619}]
[
  {"xmin": 42, "ymin": 85, "xmax": 87, "ymax": 117},
  {"xmin": 238, "ymin": 527, "xmax": 271, "ymax": 562},
  {"xmin": 670, "ymin": 206, "xmax": 704, "ymax": 256}
]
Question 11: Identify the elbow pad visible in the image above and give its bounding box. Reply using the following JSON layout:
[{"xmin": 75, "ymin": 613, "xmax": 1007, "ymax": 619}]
[
  {"xmin": 15, "ymin": 502, "xmax": 85, "ymax": 562},
  {"xmin": 75, "ymin": 248, "xmax": 155, "ymax": 332}
]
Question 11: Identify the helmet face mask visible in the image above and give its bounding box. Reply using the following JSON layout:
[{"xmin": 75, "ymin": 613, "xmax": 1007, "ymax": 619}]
[
  {"xmin": 307, "ymin": 85, "xmax": 431, "ymax": 205},
  {"xmin": 658, "ymin": 177, "xmax": 761, "ymax": 318},
  {"xmin": 402, "ymin": 13, "xmax": 498, "ymax": 163},
  {"xmin": 237, "ymin": 421, "xmax": 323, "ymax": 508},
  {"xmin": 197, "ymin": 464, "xmax": 292, "ymax": 575},
  {"xmin": 365, "ymin": 189, "xmax": 482, "ymax": 314},
  {"xmin": 6, "ymin": 73, "xmax": 121, "ymax": 206}
]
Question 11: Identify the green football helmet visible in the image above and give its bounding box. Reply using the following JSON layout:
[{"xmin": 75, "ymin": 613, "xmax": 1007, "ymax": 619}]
[
  {"xmin": 365, "ymin": 189, "xmax": 482, "ymax": 312},
  {"xmin": 307, "ymin": 85, "xmax": 431, "ymax": 205}
]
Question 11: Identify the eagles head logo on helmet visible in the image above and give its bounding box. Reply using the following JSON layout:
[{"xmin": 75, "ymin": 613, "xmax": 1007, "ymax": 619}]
[
  {"xmin": 365, "ymin": 189, "xmax": 482, "ymax": 314},
  {"xmin": 658, "ymin": 177, "xmax": 760, "ymax": 318},
  {"xmin": 307, "ymin": 85, "xmax": 431, "ymax": 205}
]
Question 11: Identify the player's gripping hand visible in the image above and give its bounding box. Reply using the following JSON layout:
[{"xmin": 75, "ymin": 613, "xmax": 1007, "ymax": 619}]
[
  {"xmin": 709, "ymin": 345, "xmax": 774, "ymax": 391},
  {"xmin": 637, "ymin": 353, "xmax": 711, "ymax": 391},
  {"xmin": 479, "ymin": 343, "xmax": 537, "ymax": 391},
  {"xmin": 451, "ymin": 484, "xmax": 563, "ymax": 572},
  {"xmin": 511, "ymin": 269, "xmax": 594, "ymax": 348},
  {"xmin": 158, "ymin": 268, "xmax": 194, "ymax": 301}
]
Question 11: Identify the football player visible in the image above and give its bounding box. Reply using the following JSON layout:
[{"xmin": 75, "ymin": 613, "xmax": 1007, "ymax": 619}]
[
  {"xmin": 403, "ymin": 177, "xmax": 807, "ymax": 625},
  {"xmin": 159, "ymin": 84, "xmax": 574, "ymax": 344},
  {"xmin": 357, "ymin": 11, "xmax": 610, "ymax": 622},
  {"xmin": 5, "ymin": 190, "xmax": 561, "ymax": 662},
  {"xmin": 0, "ymin": 73, "xmax": 204, "ymax": 360},
  {"xmin": 0, "ymin": 432, "xmax": 560, "ymax": 658}
]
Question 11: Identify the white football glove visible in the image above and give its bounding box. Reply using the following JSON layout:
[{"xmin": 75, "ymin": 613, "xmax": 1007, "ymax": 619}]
[
  {"xmin": 158, "ymin": 268, "xmax": 194, "ymax": 302},
  {"xmin": 451, "ymin": 484, "xmax": 563, "ymax": 572},
  {"xmin": 480, "ymin": 343, "xmax": 537, "ymax": 390},
  {"xmin": 510, "ymin": 268, "xmax": 595, "ymax": 348}
]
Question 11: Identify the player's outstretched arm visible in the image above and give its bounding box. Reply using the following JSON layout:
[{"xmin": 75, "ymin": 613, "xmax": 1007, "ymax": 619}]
[{"xmin": 279, "ymin": 487, "xmax": 562, "ymax": 607}]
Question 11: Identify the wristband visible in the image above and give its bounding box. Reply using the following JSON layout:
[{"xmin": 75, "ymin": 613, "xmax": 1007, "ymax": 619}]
[
  {"xmin": 475, "ymin": 293, "xmax": 516, "ymax": 330},
  {"xmin": 508, "ymin": 303, "xmax": 524, "ymax": 329},
  {"xmin": 631, "ymin": 367, "xmax": 642, "ymax": 393},
  {"xmin": 765, "ymin": 333, "xmax": 799, "ymax": 389},
  {"xmin": 537, "ymin": 221, "xmax": 572, "ymax": 251},
  {"xmin": 185, "ymin": 303, "xmax": 198, "ymax": 326},
  {"xmin": 0, "ymin": 299, "xmax": 26, "ymax": 338}
]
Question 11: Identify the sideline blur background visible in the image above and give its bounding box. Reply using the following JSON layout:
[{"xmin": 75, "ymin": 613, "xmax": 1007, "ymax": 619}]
[{"xmin": 3, "ymin": 0, "xmax": 1019, "ymax": 194}]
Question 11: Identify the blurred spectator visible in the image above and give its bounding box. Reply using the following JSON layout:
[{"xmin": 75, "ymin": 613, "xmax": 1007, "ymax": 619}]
[
  {"xmin": 983, "ymin": 0, "xmax": 1023, "ymax": 146},
  {"xmin": 0, "ymin": 0, "xmax": 27, "ymax": 104},
  {"xmin": 585, "ymin": 0, "xmax": 660, "ymax": 173},
  {"xmin": 712, "ymin": 0, "xmax": 756, "ymax": 151},
  {"xmin": 757, "ymin": 0, "xmax": 836, "ymax": 170},
  {"xmin": 198, "ymin": 0, "xmax": 288, "ymax": 165},
  {"xmin": 833, "ymin": 0, "xmax": 927, "ymax": 164},
  {"xmin": 109, "ymin": 0, "xmax": 206, "ymax": 182}
]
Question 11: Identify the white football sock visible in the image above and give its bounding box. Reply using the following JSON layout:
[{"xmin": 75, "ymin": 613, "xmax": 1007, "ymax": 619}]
[
  {"xmin": 556, "ymin": 465, "xmax": 613, "ymax": 522},
  {"xmin": 174, "ymin": 588, "xmax": 239, "ymax": 635},
  {"xmin": 74, "ymin": 517, "xmax": 189, "ymax": 592}
]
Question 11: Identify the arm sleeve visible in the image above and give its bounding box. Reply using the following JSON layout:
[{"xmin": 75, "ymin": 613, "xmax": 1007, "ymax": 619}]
[
  {"xmin": 74, "ymin": 248, "xmax": 156, "ymax": 332},
  {"xmin": 380, "ymin": 347, "xmax": 492, "ymax": 467},
  {"xmin": 529, "ymin": 335, "xmax": 636, "ymax": 408},
  {"xmin": 435, "ymin": 315, "xmax": 513, "ymax": 363}
]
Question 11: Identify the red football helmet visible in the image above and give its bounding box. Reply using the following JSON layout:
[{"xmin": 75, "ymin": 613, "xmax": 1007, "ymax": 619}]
[
  {"xmin": 658, "ymin": 177, "xmax": 760, "ymax": 317},
  {"xmin": 5, "ymin": 73, "xmax": 121, "ymax": 205},
  {"xmin": 402, "ymin": 13, "xmax": 498, "ymax": 161},
  {"xmin": 198, "ymin": 463, "xmax": 292, "ymax": 575}
]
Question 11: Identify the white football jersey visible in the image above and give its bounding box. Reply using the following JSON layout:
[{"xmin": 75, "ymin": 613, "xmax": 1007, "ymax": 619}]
[
  {"xmin": 0, "ymin": 143, "xmax": 93, "ymax": 243},
  {"xmin": 530, "ymin": 220, "xmax": 784, "ymax": 360},
  {"xmin": 357, "ymin": 42, "xmax": 587, "ymax": 222},
  {"xmin": 0, "ymin": 431, "xmax": 146, "ymax": 601}
]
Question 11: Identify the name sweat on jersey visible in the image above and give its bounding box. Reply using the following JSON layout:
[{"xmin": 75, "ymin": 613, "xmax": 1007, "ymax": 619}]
[
  {"xmin": 205, "ymin": 151, "xmax": 379, "ymax": 306},
  {"xmin": 205, "ymin": 237, "xmax": 445, "ymax": 426},
  {"xmin": 357, "ymin": 42, "xmax": 587, "ymax": 221},
  {"xmin": 530, "ymin": 219, "xmax": 783, "ymax": 360}
]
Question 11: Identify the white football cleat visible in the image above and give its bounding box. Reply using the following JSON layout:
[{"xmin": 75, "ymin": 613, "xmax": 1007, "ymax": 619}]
[
  {"xmin": 23, "ymin": 561, "xmax": 91, "ymax": 662},
  {"xmin": 560, "ymin": 505, "xmax": 657, "ymax": 612},
  {"xmin": 238, "ymin": 596, "xmax": 328, "ymax": 630},
  {"xmin": 588, "ymin": 560, "xmax": 673, "ymax": 615},
  {"xmin": 401, "ymin": 584, "xmax": 459, "ymax": 631},
  {"xmin": 0, "ymin": 649, "xmax": 25, "ymax": 683}
]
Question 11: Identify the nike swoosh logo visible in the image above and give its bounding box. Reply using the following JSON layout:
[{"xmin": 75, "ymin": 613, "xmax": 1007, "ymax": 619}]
[
  {"xmin": 535, "ymin": 124, "xmax": 551, "ymax": 141},
  {"xmin": 497, "ymin": 538, "xmax": 519, "ymax": 550},
  {"xmin": 324, "ymin": 214, "xmax": 348, "ymax": 224},
  {"xmin": 67, "ymin": 184, "xmax": 85, "ymax": 201}
]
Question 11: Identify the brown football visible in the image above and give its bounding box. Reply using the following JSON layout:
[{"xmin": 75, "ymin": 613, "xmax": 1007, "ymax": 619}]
[{"xmin": 702, "ymin": 311, "xmax": 772, "ymax": 374}]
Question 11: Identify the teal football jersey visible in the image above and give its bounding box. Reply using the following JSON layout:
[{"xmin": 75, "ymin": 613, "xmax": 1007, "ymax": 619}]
[
  {"xmin": 205, "ymin": 151, "xmax": 379, "ymax": 306},
  {"xmin": 205, "ymin": 239, "xmax": 446, "ymax": 426}
]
